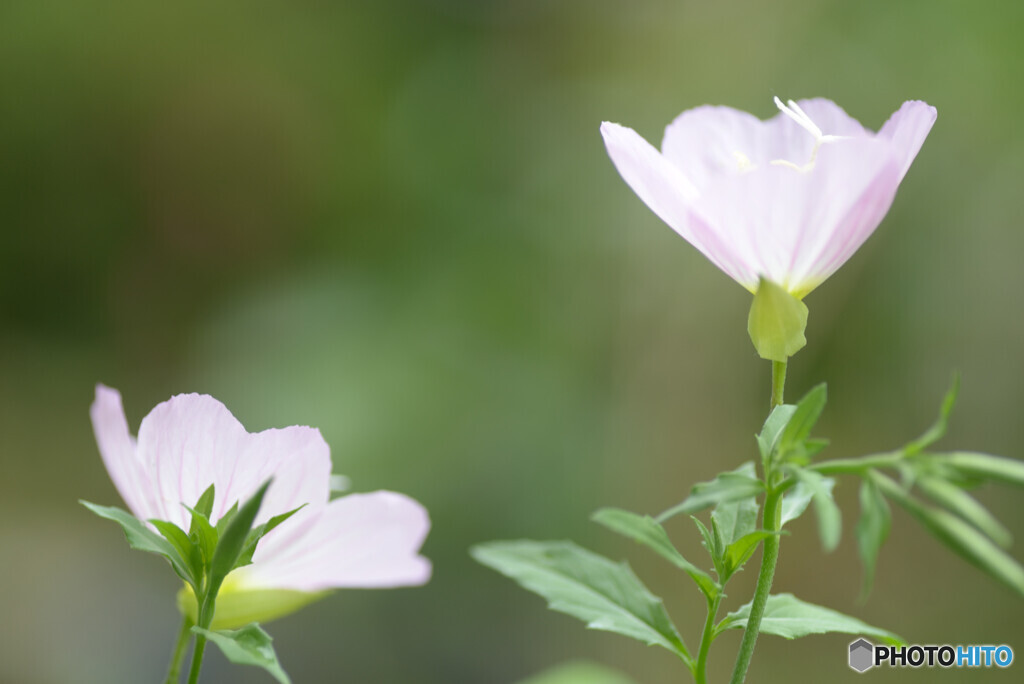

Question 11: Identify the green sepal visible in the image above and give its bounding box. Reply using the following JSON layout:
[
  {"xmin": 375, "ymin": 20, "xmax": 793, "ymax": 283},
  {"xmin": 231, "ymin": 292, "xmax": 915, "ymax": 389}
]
[
  {"xmin": 714, "ymin": 593, "xmax": 903, "ymax": 645},
  {"xmin": 182, "ymin": 504, "xmax": 218, "ymax": 568},
  {"xmin": 216, "ymin": 501, "xmax": 240, "ymax": 540},
  {"xmin": 747, "ymin": 277, "xmax": 808, "ymax": 362},
  {"xmin": 592, "ymin": 508, "xmax": 719, "ymax": 600},
  {"xmin": 192, "ymin": 623, "xmax": 291, "ymax": 684},
  {"xmin": 191, "ymin": 484, "xmax": 216, "ymax": 532},
  {"xmin": 471, "ymin": 540, "xmax": 693, "ymax": 667},
  {"xmin": 80, "ymin": 501, "xmax": 195, "ymax": 586}
]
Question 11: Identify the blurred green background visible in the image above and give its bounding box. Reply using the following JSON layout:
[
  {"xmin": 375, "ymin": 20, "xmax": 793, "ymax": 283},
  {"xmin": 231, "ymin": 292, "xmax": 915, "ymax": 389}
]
[{"xmin": 2, "ymin": 0, "xmax": 1023, "ymax": 682}]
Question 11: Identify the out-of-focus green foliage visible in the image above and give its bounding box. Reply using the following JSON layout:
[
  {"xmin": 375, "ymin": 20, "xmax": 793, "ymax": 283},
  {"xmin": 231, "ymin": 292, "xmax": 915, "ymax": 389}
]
[{"xmin": 3, "ymin": 0, "xmax": 1024, "ymax": 682}]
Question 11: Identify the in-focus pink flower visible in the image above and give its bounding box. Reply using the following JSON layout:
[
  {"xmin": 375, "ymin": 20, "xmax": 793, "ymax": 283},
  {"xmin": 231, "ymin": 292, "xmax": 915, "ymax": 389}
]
[
  {"xmin": 90, "ymin": 384, "xmax": 430, "ymax": 626},
  {"xmin": 601, "ymin": 97, "xmax": 936, "ymax": 298}
]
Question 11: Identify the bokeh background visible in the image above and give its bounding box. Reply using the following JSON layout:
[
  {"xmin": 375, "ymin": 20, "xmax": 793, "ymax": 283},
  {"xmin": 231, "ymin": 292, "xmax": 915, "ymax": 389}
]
[{"xmin": 2, "ymin": 1, "xmax": 1023, "ymax": 682}]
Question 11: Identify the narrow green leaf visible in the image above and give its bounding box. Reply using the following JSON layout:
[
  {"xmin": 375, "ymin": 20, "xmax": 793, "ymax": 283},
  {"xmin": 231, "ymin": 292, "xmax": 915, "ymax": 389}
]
[
  {"xmin": 855, "ymin": 479, "xmax": 890, "ymax": 600},
  {"xmin": 710, "ymin": 463, "xmax": 759, "ymax": 547},
  {"xmin": 592, "ymin": 508, "xmax": 718, "ymax": 599},
  {"xmin": 193, "ymin": 623, "xmax": 290, "ymax": 684},
  {"xmin": 236, "ymin": 505, "xmax": 307, "ymax": 569},
  {"xmin": 779, "ymin": 384, "xmax": 827, "ymax": 454},
  {"xmin": 779, "ymin": 480, "xmax": 814, "ymax": 528},
  {"xmin": 916, "ymin": 477, "xmax": 1011, "ymax": 548},
  {"xmin": 723, "ymin": 531, "xmax": 779, "ymax": 580},
  {"xmin": 874, "ymin": 472, "xmax": 1024, "ymax": 597},
  {"xmin": 80, "ymin": 501, "xmax": 194, "ymax": 585},
  {"xmin": 192, "ymin": 484, "xmax": 216, "ymax": 533},
  {"xmin": 183, "ymin": 504, "xmax": 218, "ymax": 566},
  {"xmin": 471, "ymin": 540, "xmax": 692, "ymax": 665},
  {"xmin": 691, "ymin": 517, "xmax": 724, "ymax": 580},
  {"xmin": 757, "ymin": 405, "xmax": 797, "ymax": 461},
  {"xmin": 149, "ymin": 519, "xmax": 200, "ymax": 587},
  {"xmin": 716, "ymin": 593, "xmax": 903, "ymax": 645},
  {"xmin": 209, "ymin": 480, "xmax": 272, "ymax": 596},
  {"xmin": 904, "ymin": 373, "xmax": 959, "ymax": 455},
  {"xmin": 216, "ymin": 501, "xmax": 240, "ymax": 540},
  {"xmin": 657, "ymin": 462, "xmax": 764, "ymax": 522},
  {"xmin": 933, "ymin": 452, "xmax": 1024, "ymax": 488},
  {"xmin": 792, "ymin": 469, "xmax": 841, "ymax": 552}
]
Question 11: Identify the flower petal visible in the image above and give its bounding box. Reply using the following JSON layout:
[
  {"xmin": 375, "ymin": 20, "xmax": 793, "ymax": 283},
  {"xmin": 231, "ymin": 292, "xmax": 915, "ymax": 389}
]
[
  {"xmin": 90, "ymin": 384, "xmax": 160, "ymax": 520},
  {"xmin": 878, "ymin": 100, "xmax": 937, "ymax": 181},
  {"xmin": 237, "ymin": 491, "xmax": 431, "ymax": 591},
  {"xmin": 688, "ymin": 138, "xmax": 899, "ymax": 295},
  {"xmin": 135, "ymin": 394, "xmax": 331, "ymax": 528},
  {"xmin": 601, "ymin": 120, "xmax": 756, "ymax": 288}
]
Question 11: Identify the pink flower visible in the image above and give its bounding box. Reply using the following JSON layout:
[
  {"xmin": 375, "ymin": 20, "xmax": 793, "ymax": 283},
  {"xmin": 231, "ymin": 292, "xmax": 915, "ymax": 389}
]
[
  {"xmin": 90, "ymin": 384, "xmax": 430, "ymax": 625},
  {"xmin": 601, "ymin": 97, "xmax": 936, "ymax": 298}
]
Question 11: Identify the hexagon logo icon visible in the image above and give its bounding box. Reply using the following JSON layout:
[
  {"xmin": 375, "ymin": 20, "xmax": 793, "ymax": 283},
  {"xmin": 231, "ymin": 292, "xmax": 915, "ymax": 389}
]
[{"xmin": 849, "ymin": 638, "xmax": 875, "ymax": 672}]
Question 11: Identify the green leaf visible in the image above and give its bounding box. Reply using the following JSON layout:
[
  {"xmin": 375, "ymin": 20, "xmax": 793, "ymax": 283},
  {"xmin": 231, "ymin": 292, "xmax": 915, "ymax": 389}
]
[
  {"xmin": 216, "ymin": 501, "xmax": 240, "ymax": 540},
  {"xmin": 779, "ymin": 384, "xmax": 827, "ymax": 454},
  {"xmin": 183, "ymin": 504, "xmax": 218, "ymax": 567},
  {"xmin": 81, "ymin": 501, "xmax": 195, "ymax": 585},
  {"xmin": 855, "ymin": 479, "xmax": 890, "ymax": 600},
  {"xmin": 471, "ymin": 540, "xmax": 692, "ymax": 665},
  {"xmin": 691, "ymin": 517, "xmax": 724, "ymax": 580},
  {"xmin": 916, "ymin": 477, "xmax": 1011, "ymax": 548},
  {"xmin": 710, "ymin": 463, "xmax": 759, "ymax": 547},
  {"xmin": 193, "ymin": 623, "xmax": 290, "ymax": 684},
  {"xmin": 149, "ymin": 519, "xmax": 200, "ymax": 587},
  {"xmin": 791, "ymin": 469, "xmax": 841, "ymax": 552},
  {"xmin": 657, "ymin": 462, "xmax": 764, "ymax": 522},
  {"xmin": 747, "ymin": 277, "xmax": 808, "ymax": 362},
  {"xmin": 236, "ymin": 505, "xmax": 307, "ymax": 569},
  {"xmin": 209, "ymin": 480, "xmax": 272, "ymax": 597},
  {"xmin": 904, "ymin": 373, "xmax": 959, "ymax": 455},
  {"xmin": 933, "ymin": 452, "xmax": 1024, "ymax": 488},
  {"xmin": 874, "ymin": 472, "xmax": 1024, "ymax": 597},
  {"xmin": 757, "ymin": 405, "xmax": 797, "ymax": 462},
  {"xmin": 592, "ymin": 508, "xmax": 718, "ymax": 600},
  {"xmin": 192, "ymin": 484, "xmax": 216, "ymax": 532},
  {"xmin": 716, "ymin": 593, "xmax": 903, "ymax": 645},
  {"xmin": 779, "ymin": 480, "xmax": 814, "ymax": 528},
  {"xmin": 723, "ymin": 531, "xmax": 779, "ymax": 580},
  {"xmin": 514, "ymin": 661, "xmax": 637, "ymax": 684}
]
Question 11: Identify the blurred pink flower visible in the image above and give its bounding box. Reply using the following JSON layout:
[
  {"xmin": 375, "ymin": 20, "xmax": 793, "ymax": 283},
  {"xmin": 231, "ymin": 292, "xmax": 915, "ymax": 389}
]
[
  {"xmin": 601, "ymin": 97, "xmax": 936, "ymax": 298},
  {"xmin": 90, "ymin": 384, "xmax": 431, "ymax": 601}
]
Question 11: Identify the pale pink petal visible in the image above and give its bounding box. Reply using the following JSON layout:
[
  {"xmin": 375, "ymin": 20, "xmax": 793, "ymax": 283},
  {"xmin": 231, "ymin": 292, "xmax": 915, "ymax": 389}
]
[
  {"xmin": 135, "ymin": 394, "xmax": 330, "ymax": 529},
  {"xmin": 237, "ymin": 491, "xmax": 431, "ymax": 591},
  {"xmin": 878, "ymin": 100, "xmax": 937, "ymax": 180},
  {"xmin": 601, "ymin": 121, "xmax": 755, "ymax": 288},
  {"xmin": 788, "ymin": 98, "xmax": 869, "ymax": 139},
  {"xmin": 90, "ymin": 384, "xmax": 160, "ymax": 520},
  {"xmin": 688, "ymin": 138, "xmax": 898, "ymax": 295},
  {"xmin": 661, "ymin": 105, "xmax": 777, "ymax": 189}
]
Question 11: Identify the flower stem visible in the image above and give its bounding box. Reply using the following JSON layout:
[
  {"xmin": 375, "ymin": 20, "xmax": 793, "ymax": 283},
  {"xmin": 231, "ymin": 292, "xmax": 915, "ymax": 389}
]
[
  {"xmin": 770, "ymin": 360, "xmax": 787, "ymax": 409},
  {"xmin": 694, "ymin": 593, "xmax": 722, "ymax": 684},
  {"xmin": 730, "ymin": 359, "xmax": 788, "ymax": 684},
  {"xmin": 186, "ymin": 593, "xmax": 216, "ymax": 684},
  {"xmin": 164, "ymin": 616, "xmax": 193, "ymax": 684},
  {"xmin": 728, "ymin": 488, "xmax": 783, "ymax": 684}
]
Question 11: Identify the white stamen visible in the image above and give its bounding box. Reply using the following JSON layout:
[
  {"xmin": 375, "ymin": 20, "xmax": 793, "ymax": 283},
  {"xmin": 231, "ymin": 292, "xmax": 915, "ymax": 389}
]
[{"xmin": 771, "ymin": 96, "xmax": 846, "ymax": 173}]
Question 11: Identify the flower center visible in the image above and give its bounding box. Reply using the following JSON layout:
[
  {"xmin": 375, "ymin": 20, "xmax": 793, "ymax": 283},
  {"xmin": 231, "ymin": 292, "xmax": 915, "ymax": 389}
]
[{"xmin": 769, "ymin": 97, "xmax": 844, "ymax": 173}]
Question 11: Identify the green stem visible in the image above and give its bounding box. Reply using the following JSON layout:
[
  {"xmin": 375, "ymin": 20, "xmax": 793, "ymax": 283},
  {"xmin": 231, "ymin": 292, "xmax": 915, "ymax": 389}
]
[
  {"xmin": 728, "ymin": 487, "xmax": 783, "ymax": 684},
  {"xmin": 809, "ymin": 451, "xmax": 905, "ymax": 476},
  {"xmin": 770, "ymin": 360, "xmax": 787, "ymax": 409},
  {"xmin": 694, "ymin": 593, "xmax": 722, "ymax": 684},
  {"xmin": 186, "ymin": 594, "xmax": 216, "ymax": 684},
  {"xmin": 164, "ymin": 615, "xmax": 193, "ymax": 684}
]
